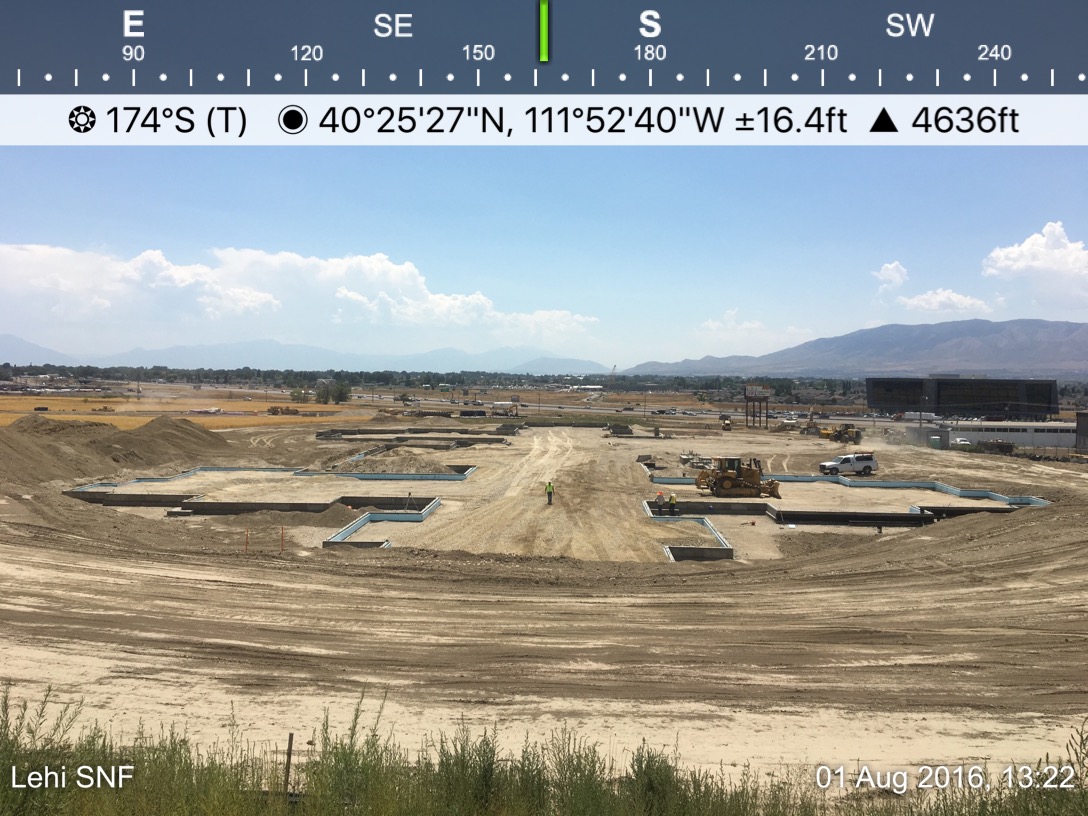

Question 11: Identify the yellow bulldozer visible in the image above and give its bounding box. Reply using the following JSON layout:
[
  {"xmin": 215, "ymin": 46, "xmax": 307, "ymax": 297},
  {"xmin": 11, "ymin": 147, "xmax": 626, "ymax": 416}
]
[
  {"xmin": 819, "ymin": 423, "xmax": 863, "ymax": 444},
  {"xmin": 694, "ymin": 456, "xmax": 782, "ymax": 499}
]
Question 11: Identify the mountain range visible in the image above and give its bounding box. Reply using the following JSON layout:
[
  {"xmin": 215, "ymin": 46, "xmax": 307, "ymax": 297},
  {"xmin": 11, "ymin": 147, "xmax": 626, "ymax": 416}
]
[
  {"xmin": 622, "ymin": 319, "xmax": 1088, "ymax": 377},
  {"xmin": 0, "ymin": 335, "xmax": 610, "ymax": 375},
  {"xmin": 3, "ymin": 319, "xmax": 1088, "ymax": 377}
]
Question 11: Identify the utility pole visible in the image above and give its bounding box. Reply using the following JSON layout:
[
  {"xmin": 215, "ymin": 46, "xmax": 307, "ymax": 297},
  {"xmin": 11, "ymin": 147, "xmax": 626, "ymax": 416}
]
[{"xmin": 918, "ymin": 392, "xmax": 925, "ymax": 445}]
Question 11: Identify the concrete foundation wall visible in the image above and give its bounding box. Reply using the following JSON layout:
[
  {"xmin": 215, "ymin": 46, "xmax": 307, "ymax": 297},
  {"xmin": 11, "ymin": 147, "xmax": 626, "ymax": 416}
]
[
  {"xmin": 157, "ymin": 495, "xmax": 440, "ymax": 516},
  {"xmin": 181, "ymin": 501, "xmax": 341, "ymax": 515},
  {"xmin": 102, "ymin": 493, "xmax": 201, "ymax": 508},
  {"xmin": 772, "ymin": 509, "xmax": 933, "ymax": 527},
  {"xmin": 319, "ymin": 428, "xmax": 508, "ymax": 438},
  {"xmin": 647, "ymin": 468, "xmax": 1050, "ymax": 508},
  {"xmin": 295, "ymin": 465, "xmax": 476, "ymax": 481},
  {"xmin": 321, "ymin": 540, "xmax": 390, "ymax": 549},
  {"xmin": 915, "ymin": 505, "xmax": 1017, "ymax": 519},
  {"xmin": 648, "ymin": 500, "xmax": 772, "ymax": 516},
  {"xmin": 665, "ymin": 546, "xmax": 734, "ymax": 562},
  {"xmin": 336, "ymin": 496, "xmax": 439, "ymax": 512},
  {"xmin": 645, "ymin": 497, "xmax": 1023, "ymax": 528},
  {"xmin": 323, "ymin": 498, "xmax": 442, "ymax": 544}
]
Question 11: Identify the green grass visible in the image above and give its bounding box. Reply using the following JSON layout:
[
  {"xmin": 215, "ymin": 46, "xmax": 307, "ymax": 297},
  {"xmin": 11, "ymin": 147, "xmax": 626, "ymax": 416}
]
[{"xmin": 2, "ymin": 682, "xmax": 1086, "ymax": 816}]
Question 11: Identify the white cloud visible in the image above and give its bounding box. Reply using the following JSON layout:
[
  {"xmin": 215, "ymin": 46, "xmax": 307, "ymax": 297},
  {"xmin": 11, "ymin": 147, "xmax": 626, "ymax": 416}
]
[
  {"xmin": 335, "ymin": 285, "xmax": 494, "ymax": 325},
  {"xmin": 212, "ymin": 248, "xmax": 427, "ymax": 289},
  {"xmin": 983, "ymin": 222, "xmax": 1088, "ymax": 278},
  {"xmin": 872, "ymin": 261, "xmax": 909, "ymax": 293},
  {"xmin": 897, "ymin": 288, "xmax": 992, "ymax": 313},
  {"xmin": 982, "ymin": 221, "xmax": 1088, "ymax": 306},
  {"xmin": 335, "ymin": 284, "xmax": 597, "ymax": 344},
  {"xmin": 198, "ymin": 287, "xmax": 282, "ymax": 318},
  {"xmin": 489, "ymin": 309, "xmax": 599, "ymax": 348},
  {"xmin": 1, "ymin": 244, "xmax": 138, "ymax": 298},
  {"xmin": 0, "ymin": 244, "xmax": 597, "ymax": 352},
  {"xmin": 0, "ymin": 244, "xmax": 281, "ymax": 319},
  {"xmin": 323, "ymin": 251, "xmax": 598, "ymax": 341},
  {"xmin": 700, "ymin": 308, "xmax": 764, "ymax": 333},
  {"xmin": 697, "ymin": 309, "xmax": 815, "ymax": 355}
]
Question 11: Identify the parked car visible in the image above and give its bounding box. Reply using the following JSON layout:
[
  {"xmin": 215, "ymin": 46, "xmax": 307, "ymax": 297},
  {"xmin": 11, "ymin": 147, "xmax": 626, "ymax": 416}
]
[{"xmin": 950, "ymin": 438, "xmax": 972, "ymax": 448}]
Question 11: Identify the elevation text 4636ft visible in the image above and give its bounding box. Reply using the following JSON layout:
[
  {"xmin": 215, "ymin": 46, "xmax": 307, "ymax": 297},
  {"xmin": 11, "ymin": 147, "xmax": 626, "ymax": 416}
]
[{"xmin": 912, "ymin": 106, "xmax": 1020, "ymax": 134}]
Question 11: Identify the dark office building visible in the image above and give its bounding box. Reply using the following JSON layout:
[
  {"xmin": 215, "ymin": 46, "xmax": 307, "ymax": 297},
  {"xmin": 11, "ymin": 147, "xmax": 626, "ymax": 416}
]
[{"xmin": 866, "ymin": 376, "xmax": 1058, "ymax": 420}]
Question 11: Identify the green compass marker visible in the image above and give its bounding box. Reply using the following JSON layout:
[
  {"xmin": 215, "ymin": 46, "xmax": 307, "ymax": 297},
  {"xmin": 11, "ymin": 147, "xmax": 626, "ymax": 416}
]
[{"xmin": 538, "ymin": 0, "xmax": 550, "ymax": 63}]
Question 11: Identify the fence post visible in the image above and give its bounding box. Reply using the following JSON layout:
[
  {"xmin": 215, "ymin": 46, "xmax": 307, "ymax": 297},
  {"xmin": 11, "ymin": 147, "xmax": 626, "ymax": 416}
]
[{"xmin": 284, "ymin": 732, "xmax": 294, "ymax": 794}]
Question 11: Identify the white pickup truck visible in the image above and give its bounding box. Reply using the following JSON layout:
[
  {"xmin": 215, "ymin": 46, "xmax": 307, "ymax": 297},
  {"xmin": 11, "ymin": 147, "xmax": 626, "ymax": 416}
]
[{"xmin": 819, "ymin": 452, "xmax": 878, "ymax": 476}]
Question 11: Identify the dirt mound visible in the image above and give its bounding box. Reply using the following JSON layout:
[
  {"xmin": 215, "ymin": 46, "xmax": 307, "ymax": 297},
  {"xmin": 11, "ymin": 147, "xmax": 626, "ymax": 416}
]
[
  {"xmin": 371, "ymin": 409, "xmax": 405, "ymax": 422},
  {"xmin": 1, "ymin": 416, "xmax": 122, "ymax": 485},
  {"xmin": 9, "ymin": 414, "xmax": 116, "ymax": 440},
  {"xmin": 413, "ymin": 415, "xmax": 463, "ymax": 428},
  {"xmin": 93, "ymin": 416, "xmax": 230, "ymax": 466},
  {"xmin": 339, "ymin": 449, "xmax": 456, "ymax": 474},
  {"xmin": 0, "ymin": 414, "xmax": 235, "ymax": 484},
  {"xmin": 213, "ymin": 503, "xmax": 361, "ymax": 529},
  {"xmin": 0, "ymin": 427, "xmax": 84, "ymax": 485},
  {"xmin": 311, "ymin": 446, "xmax": 378, "ymax": 471},
  {"xmin": 133, "ymin": 415, "xmax": 229, "ymax": 448}
]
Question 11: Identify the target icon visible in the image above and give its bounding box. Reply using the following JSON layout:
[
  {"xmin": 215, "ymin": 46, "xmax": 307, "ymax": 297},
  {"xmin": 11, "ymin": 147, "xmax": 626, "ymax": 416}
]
[
  {"xmin": 68, "ymin": 106, "xmax": 96, "ymax": 133},
  {"xmin": 278, "ymin": 105, "xmax": 307, "ymax": 134}
]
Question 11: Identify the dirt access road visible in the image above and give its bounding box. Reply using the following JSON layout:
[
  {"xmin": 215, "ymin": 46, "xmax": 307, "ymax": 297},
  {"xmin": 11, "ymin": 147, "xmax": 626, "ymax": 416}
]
[{"xmin": 1, "ymin": 415, "xmax": 1086, "ymax": 774}]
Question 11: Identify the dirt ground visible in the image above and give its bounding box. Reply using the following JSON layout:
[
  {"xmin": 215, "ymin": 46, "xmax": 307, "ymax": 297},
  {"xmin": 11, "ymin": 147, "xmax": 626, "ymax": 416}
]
[{"xmin": 1, "ymin": 412, "xmax": 1086, "ymax": 777}]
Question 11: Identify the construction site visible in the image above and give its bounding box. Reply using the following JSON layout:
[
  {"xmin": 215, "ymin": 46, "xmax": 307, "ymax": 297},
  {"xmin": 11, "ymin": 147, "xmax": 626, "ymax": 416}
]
[{"xmin": 1, "ymin": 392, "xmax": 1086, "ymax": 774}]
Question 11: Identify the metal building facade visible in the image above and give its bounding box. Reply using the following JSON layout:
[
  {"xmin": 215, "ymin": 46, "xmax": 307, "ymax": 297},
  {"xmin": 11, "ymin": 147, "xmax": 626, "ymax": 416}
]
[{"xmin": 866, "ymin": 377, "xmax": 1058, "ymax": 419}]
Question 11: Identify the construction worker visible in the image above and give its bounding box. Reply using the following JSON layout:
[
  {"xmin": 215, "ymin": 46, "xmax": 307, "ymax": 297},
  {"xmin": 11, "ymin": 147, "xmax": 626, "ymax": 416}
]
[
  {"xmin": 655, "ymin": 491, "xmax": 665, "ymax": 514},
  {"xmin": 545, "ymin": 481, "xmax": 554, "ymax": 505},
  {"xmin": 669, "ymin": 492, "xmax": 678, "ymax": 516}
]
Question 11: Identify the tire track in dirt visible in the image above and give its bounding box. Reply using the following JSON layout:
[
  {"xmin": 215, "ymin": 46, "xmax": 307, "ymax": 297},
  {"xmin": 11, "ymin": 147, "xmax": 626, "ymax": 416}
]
[
  {"xmin": 247, "ymin": 428, "xmax": 297, "ymax": 448},
  {"xmin": 502, "ymin": 432, "xmax": 549, "ymax": 497},
  {"xmin": 402, "ymin": 429, "xmax": 660, "ymax": 561}
]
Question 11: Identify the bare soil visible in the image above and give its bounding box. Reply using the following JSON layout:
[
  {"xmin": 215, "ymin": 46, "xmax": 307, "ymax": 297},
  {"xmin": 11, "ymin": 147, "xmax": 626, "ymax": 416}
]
[{"xmin": 1, "ymin": 414, "xmax": 1086, "ymax": 773}]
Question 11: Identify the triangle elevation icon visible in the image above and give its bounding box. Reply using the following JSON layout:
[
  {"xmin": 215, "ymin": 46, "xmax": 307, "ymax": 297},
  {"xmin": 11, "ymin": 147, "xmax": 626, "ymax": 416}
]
[{"xmin": 870, "ymin": 108, "xmax": 898, "ymax": 133}]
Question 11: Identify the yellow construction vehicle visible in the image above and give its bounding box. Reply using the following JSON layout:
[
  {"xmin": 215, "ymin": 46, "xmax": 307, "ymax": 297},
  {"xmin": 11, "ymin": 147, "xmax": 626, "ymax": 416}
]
[
  {"xmin": 694, "ymin": 457, "xmax": 782, "ymax": 499},
  {"xmin": 819, "ymin": 423, "xmax": 863, "ymax": 444}
]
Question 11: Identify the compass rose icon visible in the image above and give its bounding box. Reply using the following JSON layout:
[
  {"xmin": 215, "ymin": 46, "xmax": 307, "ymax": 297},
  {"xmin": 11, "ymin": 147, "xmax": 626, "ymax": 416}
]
[{"xmin": 68, "ymin": 106, "xmax": 96, "ymax": 133}]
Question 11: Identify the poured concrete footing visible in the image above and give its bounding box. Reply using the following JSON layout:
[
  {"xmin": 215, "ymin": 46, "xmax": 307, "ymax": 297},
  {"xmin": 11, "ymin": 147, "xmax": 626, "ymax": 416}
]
[
  {"xmin": 665, "ymin": 546, "xmax": 734, "ymax": 562},
  {"xmin": 645, "ymin": 501, "xmax": 735, "ymax": 560},
  {"xmin": 322, "ymin": 498, "xmax": 442, "ymax": 545},
  {"xmin": 651, "ymin": 499, "xmax": 1004, "ymax": 527},
  {"xmin": 317, "ymin": 427, "xmax": 509, "ymax": 437},
  {"xmin": 322, "ymin": 539, "xmax": 390, "ymax": 550}
]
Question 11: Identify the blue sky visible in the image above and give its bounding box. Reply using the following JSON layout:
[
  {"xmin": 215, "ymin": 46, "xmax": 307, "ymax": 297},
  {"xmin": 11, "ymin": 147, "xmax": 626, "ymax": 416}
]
[{"xmin": 2, "ymin": 147, "xmax": 1086, "ymax": 368}]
